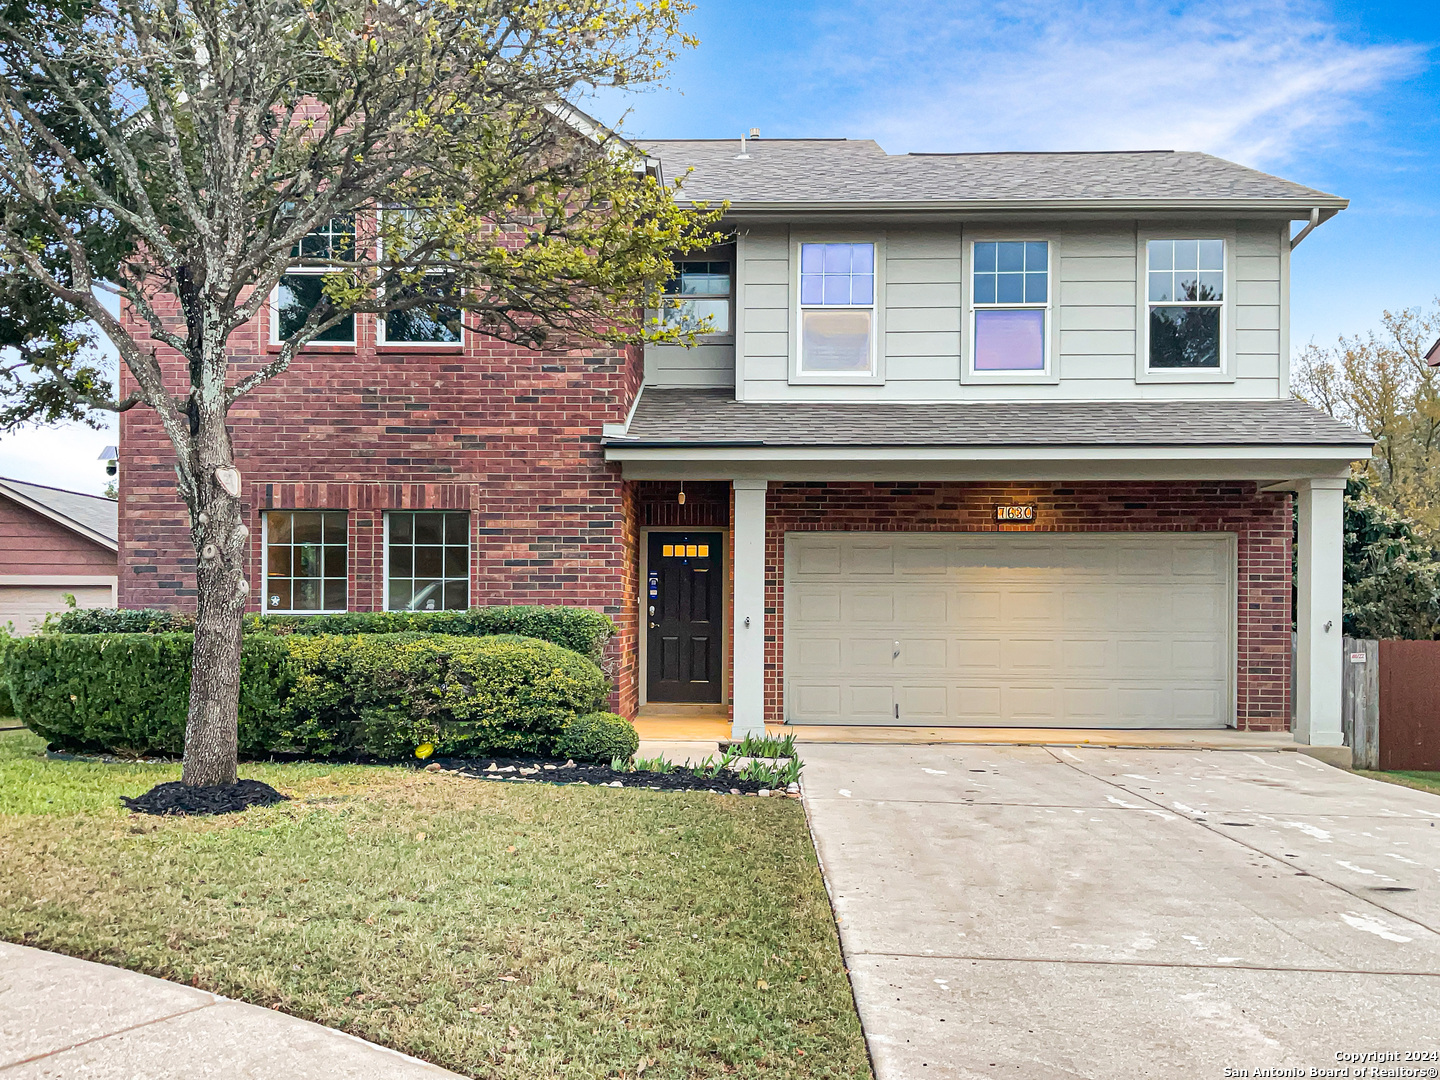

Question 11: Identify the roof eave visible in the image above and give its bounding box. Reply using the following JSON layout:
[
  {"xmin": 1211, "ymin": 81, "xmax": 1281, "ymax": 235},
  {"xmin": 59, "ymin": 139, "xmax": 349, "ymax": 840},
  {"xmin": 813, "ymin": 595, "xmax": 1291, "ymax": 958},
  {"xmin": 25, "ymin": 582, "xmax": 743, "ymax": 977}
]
[{"xmin": 683, "ymin": 197, "xmax": 1348, "ymax": 217}]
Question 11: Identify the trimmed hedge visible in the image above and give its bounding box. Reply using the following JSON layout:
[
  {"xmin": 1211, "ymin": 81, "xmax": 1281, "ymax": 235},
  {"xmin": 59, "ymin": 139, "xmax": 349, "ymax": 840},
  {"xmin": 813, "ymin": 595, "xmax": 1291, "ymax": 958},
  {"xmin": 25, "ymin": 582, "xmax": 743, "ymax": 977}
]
[
  {"xmin": 280, "ymin": 633, "xmax": 607, "ymax": 758},
  {"xmin": 556, "ymin": 711, "xmax": 640, "ymax": 763},
  {"xmin": 49, "ymin": 605, "xmax": 614, "ymax": 662},
  {"xmin": 4, "ymin": 631, "xmax": 607, "ymax": 759},
  {"xmin": 6, "ymin": 632, "xmax": 289, "ymax": 756}
]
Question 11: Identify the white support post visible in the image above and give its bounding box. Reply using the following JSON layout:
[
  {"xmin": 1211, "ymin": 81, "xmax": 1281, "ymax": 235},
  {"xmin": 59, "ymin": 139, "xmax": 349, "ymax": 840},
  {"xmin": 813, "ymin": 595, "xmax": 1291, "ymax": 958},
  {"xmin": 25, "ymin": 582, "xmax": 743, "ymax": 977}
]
[
  {"xmin": 1294, "ymin": 477, "xmax": 1346, "ymax": 746},
  {"xmin": 731, "ymin": 479, "xmax": 768, "ymax": 739}
]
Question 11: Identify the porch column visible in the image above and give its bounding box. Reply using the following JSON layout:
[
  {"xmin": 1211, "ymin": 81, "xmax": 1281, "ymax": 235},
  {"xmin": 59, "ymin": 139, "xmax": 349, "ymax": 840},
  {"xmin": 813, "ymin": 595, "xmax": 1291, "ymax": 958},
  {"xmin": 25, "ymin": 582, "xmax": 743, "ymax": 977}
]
[
  {"xmin": 732, "ymin": 479, "xmax": 768, "ymax": 739},
  {"xmin": 1294, "ymin": 477, "xmax": 1346, "ymax": 746}
]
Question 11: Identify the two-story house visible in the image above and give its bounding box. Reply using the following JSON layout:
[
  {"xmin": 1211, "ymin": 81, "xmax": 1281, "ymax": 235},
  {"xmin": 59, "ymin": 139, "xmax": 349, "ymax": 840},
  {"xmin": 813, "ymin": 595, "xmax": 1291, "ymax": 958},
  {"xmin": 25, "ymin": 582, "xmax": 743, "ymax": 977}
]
[{"xmin": 117, "ymin": 137, "xmax": 1370, "ymax": 747}]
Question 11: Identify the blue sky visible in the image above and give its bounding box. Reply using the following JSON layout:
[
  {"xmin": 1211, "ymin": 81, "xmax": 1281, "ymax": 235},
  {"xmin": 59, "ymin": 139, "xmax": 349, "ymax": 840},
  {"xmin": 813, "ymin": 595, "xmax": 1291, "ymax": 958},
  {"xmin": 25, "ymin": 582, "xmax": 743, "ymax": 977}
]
[{"xmin": 1, "ymin": 0, "xmax": 1435, "ymax": 494}]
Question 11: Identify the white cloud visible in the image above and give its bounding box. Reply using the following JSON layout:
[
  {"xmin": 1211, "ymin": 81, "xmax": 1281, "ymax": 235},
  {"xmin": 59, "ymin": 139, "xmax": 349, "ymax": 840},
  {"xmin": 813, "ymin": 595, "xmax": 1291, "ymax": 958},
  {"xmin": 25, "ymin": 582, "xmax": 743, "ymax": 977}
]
[
  {"xmin": 800, "ymin": 0, "xmax": 1423, "ymax": 166},
  {"xmin": 0, "ymin": 417, "xmax": 117, "ymax": 496}
]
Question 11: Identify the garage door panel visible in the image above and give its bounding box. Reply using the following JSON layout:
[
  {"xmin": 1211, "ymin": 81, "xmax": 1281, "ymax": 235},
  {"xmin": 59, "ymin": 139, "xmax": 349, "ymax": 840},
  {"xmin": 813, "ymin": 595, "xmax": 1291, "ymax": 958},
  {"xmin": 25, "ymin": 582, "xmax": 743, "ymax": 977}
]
[
  {"xmin": 898, "ymin": 637, "xmax": 948, "ymax": 670},
  {"xmin": 850, "ymin": 542, "xmax": 896, "ymax": 575},
  {"xmin": 1003, "ymin": 637, "xmax": 1057, "ymax": 671},
  {"xmin": 898, "ymin": 685, "xmax": 948, "ymax": 719},
  {"xmin": 786, "ymin": 532, "xmax": 1233, "ymax": 728},
  {"xmin": 954, "ymin": 638, "xmax": 1002, "ymax": 670},
  {"xmin": 848, "ymin": 591, "xmax": 896, "ymax": 622},
  {"xmin": 1061, "ymin": 638, "xmax": 1110, "ymax": 673}
]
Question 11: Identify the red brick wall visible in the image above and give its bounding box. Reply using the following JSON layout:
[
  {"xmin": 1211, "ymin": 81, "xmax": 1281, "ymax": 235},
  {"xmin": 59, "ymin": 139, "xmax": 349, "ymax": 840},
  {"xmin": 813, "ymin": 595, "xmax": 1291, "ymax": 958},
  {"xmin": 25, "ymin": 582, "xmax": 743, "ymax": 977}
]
[
  {"xmin": 764, "ymin": 481, "xmax": 1293, "ymax": 731},
  {"xmin": 118, "ymin": 300, "xmax": 643, "ymax": 714},
  {"xmin": 0, "ymin": 497, "xmax": 116, "ymax": 574}
]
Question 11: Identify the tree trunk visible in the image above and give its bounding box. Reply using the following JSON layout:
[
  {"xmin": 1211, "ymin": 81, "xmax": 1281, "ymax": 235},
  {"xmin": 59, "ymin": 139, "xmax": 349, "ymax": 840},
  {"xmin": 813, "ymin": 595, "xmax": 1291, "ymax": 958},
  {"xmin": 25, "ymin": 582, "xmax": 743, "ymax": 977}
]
[{"xmin": 180, "ymin": 320, "xmax": 250, "ymax": 787}]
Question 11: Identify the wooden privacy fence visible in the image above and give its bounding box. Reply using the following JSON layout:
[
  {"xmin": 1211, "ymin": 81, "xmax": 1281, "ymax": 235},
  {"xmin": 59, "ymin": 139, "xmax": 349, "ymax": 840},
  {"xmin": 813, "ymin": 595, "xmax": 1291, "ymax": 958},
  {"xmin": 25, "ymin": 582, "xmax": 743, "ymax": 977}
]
[{"xmin": 1342, "ymin": 636, "xmax": 1440, "ymax": 771}]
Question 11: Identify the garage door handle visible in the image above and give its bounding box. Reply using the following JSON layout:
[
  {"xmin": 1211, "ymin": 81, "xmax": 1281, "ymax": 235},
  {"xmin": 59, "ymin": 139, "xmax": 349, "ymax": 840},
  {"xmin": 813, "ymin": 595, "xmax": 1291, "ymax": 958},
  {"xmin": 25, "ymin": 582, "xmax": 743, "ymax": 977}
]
[{"xmin": 893, "ymin": 641, "xmax": 900, "ymax": 659}]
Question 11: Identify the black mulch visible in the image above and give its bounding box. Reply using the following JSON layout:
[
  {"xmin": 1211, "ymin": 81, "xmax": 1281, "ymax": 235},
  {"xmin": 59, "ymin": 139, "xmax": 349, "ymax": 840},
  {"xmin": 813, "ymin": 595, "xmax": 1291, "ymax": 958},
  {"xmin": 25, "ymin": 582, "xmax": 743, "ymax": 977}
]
[{"xmin": 122, "ymin": 779, "xmax": 290, "ymax": 816}]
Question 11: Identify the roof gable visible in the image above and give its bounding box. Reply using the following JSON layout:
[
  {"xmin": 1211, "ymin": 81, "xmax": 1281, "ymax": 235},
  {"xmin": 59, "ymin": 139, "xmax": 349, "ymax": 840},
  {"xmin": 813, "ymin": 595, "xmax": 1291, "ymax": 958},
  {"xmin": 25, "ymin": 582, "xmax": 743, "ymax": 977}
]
[{"xmin": 0, "ymin": 478, "xmax": 118, "ymax": 550}]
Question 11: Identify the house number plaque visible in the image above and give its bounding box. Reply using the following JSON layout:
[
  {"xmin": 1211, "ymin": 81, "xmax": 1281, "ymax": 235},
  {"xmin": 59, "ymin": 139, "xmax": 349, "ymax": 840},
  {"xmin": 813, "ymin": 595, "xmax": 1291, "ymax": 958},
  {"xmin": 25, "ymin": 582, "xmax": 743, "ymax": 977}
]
[{"xmin": 994, "ymin": 504, "xmax": 1037, "ymax": 523}]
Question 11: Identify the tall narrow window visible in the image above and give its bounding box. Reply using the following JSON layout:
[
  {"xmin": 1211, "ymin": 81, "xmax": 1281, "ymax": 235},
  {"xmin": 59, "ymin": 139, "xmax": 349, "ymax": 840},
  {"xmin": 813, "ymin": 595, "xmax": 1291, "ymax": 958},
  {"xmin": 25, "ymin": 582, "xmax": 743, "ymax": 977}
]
[
  {"xmin": 378, "ymin": 209, "xmax": 462, "ymax": 345},
  {"xmin": 272, "ymin": 216, "xmax": 356, "ymax": 344},
  {"xmin": 1147, "ymin": 239, "xmax": 1224, "ymax": 369},
  {"xmin": 798, "ymin": 242, "xmax": 875, "ymax": 375},
  {"xmin": 660, "ymin": 261, "xmax": 731, "ymax": 335},
  {"xmin": 972, "ymin": 240, "xmax": 1048, "ymax": 373},
  {"xmin": 385, "ymin": 511, "xmax": 469, "ymax": 611},
  {"xmin": 264, "ymin": 511, "xmax": 347, "ymax": 612}
]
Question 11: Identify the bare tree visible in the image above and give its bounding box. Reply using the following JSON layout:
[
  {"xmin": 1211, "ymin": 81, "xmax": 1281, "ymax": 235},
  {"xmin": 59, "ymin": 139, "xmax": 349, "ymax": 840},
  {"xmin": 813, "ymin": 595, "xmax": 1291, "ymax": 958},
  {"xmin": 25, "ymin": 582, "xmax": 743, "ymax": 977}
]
[{"xmin": 0, "ymin": 0, "xmax": 719, "ymax": 786}]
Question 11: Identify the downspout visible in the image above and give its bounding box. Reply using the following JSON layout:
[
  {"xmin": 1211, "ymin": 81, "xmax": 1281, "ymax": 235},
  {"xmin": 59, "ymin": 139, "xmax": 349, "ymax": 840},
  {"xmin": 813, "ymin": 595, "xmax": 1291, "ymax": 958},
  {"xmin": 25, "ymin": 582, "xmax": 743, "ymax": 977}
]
[{"xmin": 1289, "ymin": 207, "xmax": 1322, "ymax": 249}]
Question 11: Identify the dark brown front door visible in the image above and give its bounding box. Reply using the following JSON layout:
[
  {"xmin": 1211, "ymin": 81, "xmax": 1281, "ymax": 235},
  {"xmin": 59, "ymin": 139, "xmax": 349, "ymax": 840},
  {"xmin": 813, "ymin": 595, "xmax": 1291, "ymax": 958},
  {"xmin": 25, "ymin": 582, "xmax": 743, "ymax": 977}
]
[{"xmin": 647, "ymin": 532, "xmax": 723, "ymax": 703}]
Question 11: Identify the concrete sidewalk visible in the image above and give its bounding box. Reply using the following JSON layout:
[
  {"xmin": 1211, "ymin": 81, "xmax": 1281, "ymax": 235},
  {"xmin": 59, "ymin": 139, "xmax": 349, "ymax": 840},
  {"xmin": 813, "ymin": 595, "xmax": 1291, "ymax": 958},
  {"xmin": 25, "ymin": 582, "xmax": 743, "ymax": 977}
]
[{"xmin": 0, "ymin": 941, "xmax": 464, "ymax": 1079}]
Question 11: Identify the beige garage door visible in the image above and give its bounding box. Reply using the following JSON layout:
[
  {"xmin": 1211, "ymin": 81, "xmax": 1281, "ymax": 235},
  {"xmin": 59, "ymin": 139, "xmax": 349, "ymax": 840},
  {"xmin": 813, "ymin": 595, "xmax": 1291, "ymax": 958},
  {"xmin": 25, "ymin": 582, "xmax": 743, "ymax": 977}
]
[
  {"xmin": 0, "ymin": 585, "xmax": 114, "ymax": 635},
  {"xmin": 785, "ymin": 532, "xmax": 1234, "ymax": 728}
]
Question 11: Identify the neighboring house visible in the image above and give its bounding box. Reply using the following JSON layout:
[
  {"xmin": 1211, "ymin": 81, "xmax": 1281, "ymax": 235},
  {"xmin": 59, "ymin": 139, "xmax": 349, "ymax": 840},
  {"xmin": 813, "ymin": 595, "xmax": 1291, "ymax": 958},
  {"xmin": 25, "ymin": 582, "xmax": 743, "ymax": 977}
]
[
  {"xmin": 1426, "ymin": 337, "xmax": 1439, "ymax": 367},
  {"xmin": 0, "ymin": 478, "xmax": 118, "ymax": 633},
  {"xmin": 116, "ymin": 139, "xmax": 1371, "ymax": 746}
]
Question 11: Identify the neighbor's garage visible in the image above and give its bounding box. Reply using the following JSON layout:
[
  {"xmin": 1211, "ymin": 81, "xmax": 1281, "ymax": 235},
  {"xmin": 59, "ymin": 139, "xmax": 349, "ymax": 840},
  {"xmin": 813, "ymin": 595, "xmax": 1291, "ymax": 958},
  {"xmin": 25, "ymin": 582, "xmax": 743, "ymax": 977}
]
[{"xmin": 784, "ymin": 532, "xmax": 1235, "ymax": 728}]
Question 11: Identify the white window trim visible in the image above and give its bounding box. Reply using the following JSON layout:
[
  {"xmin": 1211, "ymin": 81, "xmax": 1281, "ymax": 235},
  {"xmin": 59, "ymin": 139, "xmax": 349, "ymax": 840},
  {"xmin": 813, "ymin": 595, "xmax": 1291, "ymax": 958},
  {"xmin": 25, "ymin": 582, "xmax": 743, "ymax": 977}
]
[
  {"xmin": 788, "ymin": 234, "xmax": 887, "ymax": 386},
  {"xmin": 962, "ymin": 233, "xmax": 1060, "ymax": 385},
  {"xmin": 1135, "ymin": 226, "xmax": 1237, "ymax": 384},
  {"xmin": 382, "ymin": 509, "xmax": 471, "ymax": 612},
  {"xmin": 260, "ymin": 510, "xmax": 349, "ymax": 615},
  {"xmin": 375, "ymin": 208, "xmax": 465, "ymax": 348},
  {"xmin": 268, "ymin": 217, "xmax": 359, "ymax": 347}
]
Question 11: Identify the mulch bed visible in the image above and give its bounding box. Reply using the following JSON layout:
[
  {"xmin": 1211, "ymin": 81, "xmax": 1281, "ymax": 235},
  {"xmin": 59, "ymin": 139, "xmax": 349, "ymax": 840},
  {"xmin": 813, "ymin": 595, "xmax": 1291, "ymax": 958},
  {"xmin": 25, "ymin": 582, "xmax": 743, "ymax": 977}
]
[
  {"xmin": 425, "ymin": 755, "xmax": 797, "ymax": 797},
  {"xmin": 121, "ymin": 779, "xmax": 290, "ymax": 816}
]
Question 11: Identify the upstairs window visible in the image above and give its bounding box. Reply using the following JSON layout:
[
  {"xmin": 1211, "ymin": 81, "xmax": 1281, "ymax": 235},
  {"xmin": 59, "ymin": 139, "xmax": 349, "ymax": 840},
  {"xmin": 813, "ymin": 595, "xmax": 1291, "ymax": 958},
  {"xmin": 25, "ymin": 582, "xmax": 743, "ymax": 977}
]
[
  {"xmin": 972, "ymin": 240, "xmax": 1048, "ymax": 373},
  {"xmin": 798, "ymin": 242, "xmax": 875, "ymax": 375},
  {"xmin": 1147, "ymin": 239, "xmax": 1224, "ymax": 369},
  {"xmin": 273, "ymin": 215, "xmax": 356, "ymax": 344},
  {"xmin": 660, "ymin": 261, "xmax": 731, "ymax": 335},
  {"xmin": 264, "ymin": 511, "xmax": 347, "ymax": 613},
  {"xmin": 385, "ymin": 511, "xmax": 469, "ymax": 611},
  {"xmin": 378, "ymin": 209, "xmax": 462, "ymax": 345}
]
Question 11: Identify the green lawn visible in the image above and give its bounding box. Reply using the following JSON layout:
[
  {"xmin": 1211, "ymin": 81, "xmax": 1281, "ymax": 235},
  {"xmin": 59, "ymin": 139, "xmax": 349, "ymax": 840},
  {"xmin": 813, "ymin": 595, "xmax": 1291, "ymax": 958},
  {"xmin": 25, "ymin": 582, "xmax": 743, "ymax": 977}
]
[
  {"xmin": 0, "ymin": 730, "xmax": 870, "ymax": 1079},
  {"xmin": 1356, "ymin": 769, "xmax": 1440, "ymax": 797}
]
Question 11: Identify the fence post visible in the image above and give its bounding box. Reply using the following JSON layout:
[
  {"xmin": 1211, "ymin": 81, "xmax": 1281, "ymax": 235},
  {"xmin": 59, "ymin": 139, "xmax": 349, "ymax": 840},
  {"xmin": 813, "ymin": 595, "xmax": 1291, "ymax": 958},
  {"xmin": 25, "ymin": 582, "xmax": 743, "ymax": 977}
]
[{"xmin": 1343, "ymin": 638, "xmax": 1379, "ymax": 770}]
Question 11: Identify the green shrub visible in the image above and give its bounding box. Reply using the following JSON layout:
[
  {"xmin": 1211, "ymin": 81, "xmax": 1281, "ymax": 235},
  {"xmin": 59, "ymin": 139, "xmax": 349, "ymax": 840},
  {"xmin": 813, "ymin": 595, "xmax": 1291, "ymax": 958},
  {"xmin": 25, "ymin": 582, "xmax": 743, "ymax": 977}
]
[
  {"xmin": 5, "ymin": 632, "xmax": 290, "ymax": 756},
  {"xmin": 49, "ymin": 608, "xmax": 196, "ymax": 634},
  {"xmin": 555, "ymin": 711, "xmax": 639, "ymax": 763},
  {"xmin": 280, "ymin": 633, "xmax": 607, "ymax": 758},
  {"xmin": 2, "ymin": 630, "xmax": 607, "ymax": 760},
  {"xmin": 51, "ymin": 605, "xmax": 614, "ymax": 661}
]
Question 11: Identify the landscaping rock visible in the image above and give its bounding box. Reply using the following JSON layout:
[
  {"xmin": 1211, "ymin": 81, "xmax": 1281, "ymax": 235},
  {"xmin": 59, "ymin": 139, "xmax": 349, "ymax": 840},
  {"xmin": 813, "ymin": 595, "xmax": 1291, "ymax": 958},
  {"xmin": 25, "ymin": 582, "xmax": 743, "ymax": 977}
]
[
  {"xmin": 424, "ymin": 763, "xmax": 443, "ymax": 773},
  {"xmin": 121, "ymin": 779, "xmax": 288, "ymax": 816}
]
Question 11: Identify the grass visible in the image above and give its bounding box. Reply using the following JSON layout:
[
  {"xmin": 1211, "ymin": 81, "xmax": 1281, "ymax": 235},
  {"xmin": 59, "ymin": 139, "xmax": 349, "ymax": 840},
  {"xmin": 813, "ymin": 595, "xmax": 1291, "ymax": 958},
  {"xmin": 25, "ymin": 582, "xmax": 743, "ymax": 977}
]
[
  {"xmin": 1356, "ymin": 769, "xmax": 1440, "ymax": 797},
  {"xmin": 0, "ymin": 729, "xmax": 870, "ymax": 1079}
]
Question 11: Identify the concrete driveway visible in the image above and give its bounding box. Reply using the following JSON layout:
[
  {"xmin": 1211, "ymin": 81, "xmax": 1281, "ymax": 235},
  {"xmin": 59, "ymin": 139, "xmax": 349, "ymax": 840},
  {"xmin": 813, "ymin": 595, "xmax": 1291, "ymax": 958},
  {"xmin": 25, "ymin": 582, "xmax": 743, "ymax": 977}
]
[{"xmin": 801, "ymin": 744, "xmax": 1440, "ymax": 1079}]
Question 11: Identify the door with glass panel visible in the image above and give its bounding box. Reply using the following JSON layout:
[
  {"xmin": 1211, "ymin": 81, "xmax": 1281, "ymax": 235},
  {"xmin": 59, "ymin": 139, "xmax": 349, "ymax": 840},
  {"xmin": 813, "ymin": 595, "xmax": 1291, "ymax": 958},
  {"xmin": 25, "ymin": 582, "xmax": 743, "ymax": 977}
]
[{"xmin": 646, "ymin": 532, "xmax": 723, "ymax": 703}]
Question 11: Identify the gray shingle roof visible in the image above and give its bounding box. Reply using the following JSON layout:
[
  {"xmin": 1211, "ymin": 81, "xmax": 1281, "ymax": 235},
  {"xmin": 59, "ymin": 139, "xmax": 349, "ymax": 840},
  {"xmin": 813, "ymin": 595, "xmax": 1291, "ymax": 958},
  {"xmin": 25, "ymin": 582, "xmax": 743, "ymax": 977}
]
[
  {"xmin": 642, "ymin": 140, "xmax": 1344, "ymax": 210},
  {"xmin": 0, "ymin": 477, "xmax": 118, "ymax": 544},
  {"xmin": 609, "ymin": 389, "xmax": 1372, "ymax": 449}
]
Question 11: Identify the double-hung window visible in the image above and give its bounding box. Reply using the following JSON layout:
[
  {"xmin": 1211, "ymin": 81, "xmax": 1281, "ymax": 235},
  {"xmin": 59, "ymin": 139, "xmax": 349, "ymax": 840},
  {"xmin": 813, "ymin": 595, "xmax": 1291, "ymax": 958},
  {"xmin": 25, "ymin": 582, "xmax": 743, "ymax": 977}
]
[
  {"xmin": 1146, "ymin": 239, "xmax": 1224, "ymax": 369},
  {"xmin": 660, "ymin": 261, "xmax": 731, "ymax": 335},
  {"xmin": 272, "ymin": 216, "xmax": 356, "ymax": 344},
  {"xmin": 798, "ymin": 242, "xmax": 876, "ymax": 376},
  {"xmin": 264, "ymin": 511, "xmax": 347, "ymax": 613},
  {"xmin": 385, "ymin": 511, "xmax": 469, "ymax": 611},
  {"xmin": 972, "ymin": 240, "xmax": 1049, "ymax": 374},
  {"xmin": 378, "ymin": 209, "xmax": 463, "ymax": 345}
]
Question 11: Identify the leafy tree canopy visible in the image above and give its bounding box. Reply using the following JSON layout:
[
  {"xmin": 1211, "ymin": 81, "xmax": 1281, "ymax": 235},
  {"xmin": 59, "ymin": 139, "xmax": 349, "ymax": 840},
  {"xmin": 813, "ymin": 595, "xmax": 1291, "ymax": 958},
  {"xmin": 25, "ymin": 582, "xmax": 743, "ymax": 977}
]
[{"xmin": 1343, "ymin": 477, "xmax": 1440, "ymax": 641}]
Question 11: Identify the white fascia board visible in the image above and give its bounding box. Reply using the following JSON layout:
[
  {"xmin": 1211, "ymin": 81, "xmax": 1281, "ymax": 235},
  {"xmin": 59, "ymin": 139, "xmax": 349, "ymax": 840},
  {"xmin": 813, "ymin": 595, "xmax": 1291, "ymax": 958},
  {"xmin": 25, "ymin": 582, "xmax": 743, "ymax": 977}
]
[{"xmin": 601, "ymin": 384, "xmax": 646, "ymax": 438}]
